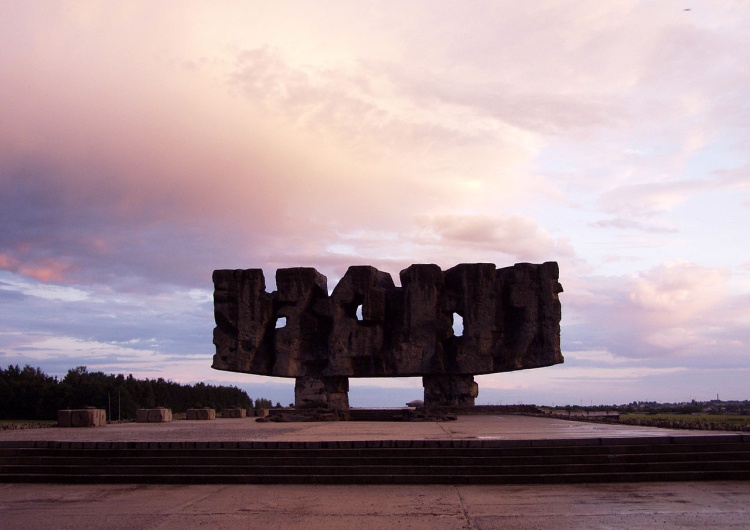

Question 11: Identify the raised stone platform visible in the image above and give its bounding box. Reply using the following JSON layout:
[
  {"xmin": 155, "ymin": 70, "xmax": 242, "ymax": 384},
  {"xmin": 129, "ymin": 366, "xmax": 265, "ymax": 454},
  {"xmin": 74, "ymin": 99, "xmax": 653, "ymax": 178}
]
[
  {"xmin": 1, "ymin": 414, "xmax": 742, "ymax": 444},
  {"xmin": 1, "ymin": 417, "xmax": 749, "ymax": 495},
  {"xmin": 2, "ymin": 415, "xmax": 749, "ymax": 527}
]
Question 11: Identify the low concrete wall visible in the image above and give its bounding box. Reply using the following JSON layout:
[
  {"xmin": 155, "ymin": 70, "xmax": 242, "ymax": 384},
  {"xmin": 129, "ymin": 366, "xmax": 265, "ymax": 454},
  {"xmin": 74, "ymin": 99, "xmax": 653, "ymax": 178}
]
[
  {"xmin": 186, "ymin": 408, "xmax": 216, "ymax": 420},
  {"xmin": 58, "ymin": 409, "xmax": 106, "ymax": 427},
  {"xmin": 222, "ymin": 408, "xmax": 246, "ymax": 418},
  {"xmin": 136, "ymin": 408, "xmax": 173, "ymax": 423},
  {"xmin": 252, "ymin": 408, "xmax": 269, "ymax": 418}
]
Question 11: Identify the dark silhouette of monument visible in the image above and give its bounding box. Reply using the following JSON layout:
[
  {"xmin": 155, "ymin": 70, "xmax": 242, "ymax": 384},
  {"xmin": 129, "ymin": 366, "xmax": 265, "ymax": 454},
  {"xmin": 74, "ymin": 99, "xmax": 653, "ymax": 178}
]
[{"xmin": 212, "ymin": 262, "xmax": 563, "ymax": 408}]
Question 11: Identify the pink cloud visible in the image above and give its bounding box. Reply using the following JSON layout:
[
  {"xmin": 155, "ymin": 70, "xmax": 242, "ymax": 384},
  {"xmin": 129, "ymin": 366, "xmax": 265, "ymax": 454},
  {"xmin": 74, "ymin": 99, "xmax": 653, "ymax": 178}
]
[
  {"xmin": 421, "ymin": 214, "xmax": 574, "ymax": 263},
  {"xmin": 0, "ymin": 250, "xmax": 77, "ymax": 284},
  {"xmin": 18, "ymin": 259, "xmax": 77, "ymax": 284},
  {"xmin": 0, "ymin": 253, "xmax": 18, "ymax": 270},
  {"xmin": 566, "ymin": 261, "xmax": 744, "ymax": 363},
  {"xmin": 627, "ymin": 261, "xmax": 727, "ymax": 317}
]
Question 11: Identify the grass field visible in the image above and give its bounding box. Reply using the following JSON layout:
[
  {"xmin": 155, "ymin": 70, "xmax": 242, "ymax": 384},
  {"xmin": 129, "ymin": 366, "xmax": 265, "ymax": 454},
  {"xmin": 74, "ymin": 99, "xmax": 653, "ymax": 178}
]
[
  {"xmin": 0, "ymin": 419, "xmax": 57, "ymax": 430},
  {"xmin": 0, "ymin": 419, "xmax": 56, "ymax": 425},
  {"xmin": 619, "ymin": 413, "xmax": 750, "ymax": 431},
  {"xmin": 621, "ymin": 413, "xmax": 750, "ymax": 425}
]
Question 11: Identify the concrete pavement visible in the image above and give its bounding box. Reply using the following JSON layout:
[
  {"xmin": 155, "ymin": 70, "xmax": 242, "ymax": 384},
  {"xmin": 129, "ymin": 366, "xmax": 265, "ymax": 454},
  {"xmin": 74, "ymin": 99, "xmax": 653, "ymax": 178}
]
[{"xmin": 3, "ymin": 479, "xmax": 749, "ymax": 529}]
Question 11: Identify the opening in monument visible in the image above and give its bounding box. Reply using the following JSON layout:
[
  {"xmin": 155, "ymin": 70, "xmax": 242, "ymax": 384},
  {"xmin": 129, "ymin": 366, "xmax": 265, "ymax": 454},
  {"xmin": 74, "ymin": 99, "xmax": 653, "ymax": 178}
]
[
  {"xmin": 452, "ymin": 312, "xmax": 464, "ymax": 337},
  {"xmin": 275, "ymin": 316, "xmax": 287, "ymax": 328},
  {"xmin": 344, "ymin": 294, "xmax": 365, "ymax": 321},
  {"xmin": 348, "ymin": 377, "xmax": 422, "ymax": 408}
]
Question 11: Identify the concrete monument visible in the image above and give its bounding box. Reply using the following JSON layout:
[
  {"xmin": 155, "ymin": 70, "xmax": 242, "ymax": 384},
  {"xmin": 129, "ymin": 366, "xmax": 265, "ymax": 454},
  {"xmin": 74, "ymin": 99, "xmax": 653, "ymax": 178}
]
[{"xmin": 212, "ymin": 262, "xmax": 563, "ymax": 408}]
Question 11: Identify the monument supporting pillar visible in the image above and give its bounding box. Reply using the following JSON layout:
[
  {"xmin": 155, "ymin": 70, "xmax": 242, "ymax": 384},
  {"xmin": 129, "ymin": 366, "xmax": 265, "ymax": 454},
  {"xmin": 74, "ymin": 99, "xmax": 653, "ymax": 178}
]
[
  {"xmin": 294, "ymin": 375, "xmax": 350, "ymax": 410},
  {"xmin": 422, "ymin": 374, "xmax": 478, "ymax": 408}
]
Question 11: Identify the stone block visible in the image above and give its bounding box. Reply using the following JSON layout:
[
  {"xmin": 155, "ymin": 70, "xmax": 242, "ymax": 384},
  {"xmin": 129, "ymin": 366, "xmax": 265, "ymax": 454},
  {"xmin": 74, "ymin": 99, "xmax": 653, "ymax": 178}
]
[
  {"xmin": 186, "ymin": 408, "xmax": 216, "ymax": 420},
  {"xmin": 222, "ymin": 408, "xmax": 247, "ymax": 418},
  {"xmin": 57, "ymin": 409, "xmax": 106, "ymax": 427},
  {"xmin": 136, "ymin": 407, "xmax": 173, "ymax": 423}
]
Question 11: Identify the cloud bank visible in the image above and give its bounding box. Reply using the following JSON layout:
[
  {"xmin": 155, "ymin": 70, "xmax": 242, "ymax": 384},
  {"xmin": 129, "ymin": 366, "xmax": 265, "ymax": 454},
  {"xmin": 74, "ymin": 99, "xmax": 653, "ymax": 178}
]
[{"xmin": 1, "ymin": 1, "xmax": 748, "ymax": 405}]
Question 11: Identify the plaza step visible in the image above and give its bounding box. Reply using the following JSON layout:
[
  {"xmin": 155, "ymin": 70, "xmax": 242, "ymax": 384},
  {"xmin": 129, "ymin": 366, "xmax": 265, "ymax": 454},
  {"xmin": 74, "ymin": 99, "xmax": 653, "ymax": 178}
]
[{"xmin": 1, "ymin": 435, "xmax": 749, "ymax": 484}]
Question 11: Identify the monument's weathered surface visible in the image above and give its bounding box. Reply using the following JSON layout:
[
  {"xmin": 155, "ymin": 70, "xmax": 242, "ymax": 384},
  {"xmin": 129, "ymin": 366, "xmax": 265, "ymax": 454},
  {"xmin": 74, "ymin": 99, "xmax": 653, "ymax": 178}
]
[{"xmin": 212, "ymin": 262, "xmax": 563, "ymax": 409}]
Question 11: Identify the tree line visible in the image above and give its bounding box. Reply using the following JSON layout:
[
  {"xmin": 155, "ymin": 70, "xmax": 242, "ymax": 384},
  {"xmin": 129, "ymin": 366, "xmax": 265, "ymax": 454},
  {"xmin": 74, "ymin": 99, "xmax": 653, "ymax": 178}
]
[{"xmin": 0, "ymin": 364, "xmax": 271, "ymax": 421}]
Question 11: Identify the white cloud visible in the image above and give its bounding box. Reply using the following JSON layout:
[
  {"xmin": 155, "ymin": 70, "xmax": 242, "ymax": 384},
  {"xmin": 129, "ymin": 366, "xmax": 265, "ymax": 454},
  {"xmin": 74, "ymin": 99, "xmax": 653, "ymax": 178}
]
[
  {"xmin": 0, "ymin": 273, "xmax": 89, "ymax": 301},
  {"xmin": 564, "ymin": 349, "xmax": 634, "ymax": 365},
  {"xmin": 4, "ymin": 334, "xmax": 161, "ymax": 362}
]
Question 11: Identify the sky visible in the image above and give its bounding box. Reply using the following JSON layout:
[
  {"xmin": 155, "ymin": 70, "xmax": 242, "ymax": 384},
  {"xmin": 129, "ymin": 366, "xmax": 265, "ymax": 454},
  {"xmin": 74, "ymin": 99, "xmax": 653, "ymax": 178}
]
[{"xmin": 1, "ymin": 1, "xmax": 749, "ymax": 407}]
